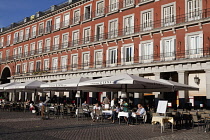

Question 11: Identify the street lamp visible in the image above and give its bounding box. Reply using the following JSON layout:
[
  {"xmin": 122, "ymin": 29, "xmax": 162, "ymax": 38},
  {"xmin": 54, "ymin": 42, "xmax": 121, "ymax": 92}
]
[
  {"xmin": 194, "ymin": 75, "xmax": 200, "ymax": 85},
  {"xmin": 75, "ymin": 91, "xmax": 80, "ymax": 107}
]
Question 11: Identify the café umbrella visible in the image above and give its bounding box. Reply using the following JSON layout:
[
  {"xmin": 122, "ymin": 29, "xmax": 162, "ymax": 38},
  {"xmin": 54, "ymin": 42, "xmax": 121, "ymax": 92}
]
[
  {"xmin": 156, "ymin": 79, "xmax": 199, "ymax": 91},
  {"xmin": 0, "ymin": 82, "xmax": 19, "ymax": 91},
  {"xmin": 40, "ymin": 77, "xmax": 90, "ymax": 91},
  {"xmin": 78, "ymin": 74, "xmax": 174, "ymax": 93}
]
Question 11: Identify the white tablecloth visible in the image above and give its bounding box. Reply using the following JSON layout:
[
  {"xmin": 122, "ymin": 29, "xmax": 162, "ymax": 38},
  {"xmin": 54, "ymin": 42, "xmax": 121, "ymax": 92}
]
[{"xmin": 102, "ymin": 110, "xmax": 112, "ymax": 115}]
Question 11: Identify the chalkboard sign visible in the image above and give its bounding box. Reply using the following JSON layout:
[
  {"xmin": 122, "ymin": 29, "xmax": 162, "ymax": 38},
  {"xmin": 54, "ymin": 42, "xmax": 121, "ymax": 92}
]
[{"xmin": 156, "ymin": 100, "xmax": 168, "ymax": 114}]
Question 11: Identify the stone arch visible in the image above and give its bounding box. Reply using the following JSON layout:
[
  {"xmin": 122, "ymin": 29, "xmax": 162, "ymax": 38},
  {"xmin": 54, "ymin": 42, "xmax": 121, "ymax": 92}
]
[{"xmin": 0, "ymin": 67, "xmax": 11, "ymax": 84}]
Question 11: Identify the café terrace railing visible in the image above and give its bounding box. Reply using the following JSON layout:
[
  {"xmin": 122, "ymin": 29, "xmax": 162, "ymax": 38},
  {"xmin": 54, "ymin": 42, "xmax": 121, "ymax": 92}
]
[{"xmin": 7, "ymin": 48, "xmax": 210, "ymax": 76}]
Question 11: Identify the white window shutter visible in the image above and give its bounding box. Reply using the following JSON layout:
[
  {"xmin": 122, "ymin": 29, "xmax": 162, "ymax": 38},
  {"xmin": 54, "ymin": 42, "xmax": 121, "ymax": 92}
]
[{"xmin": 121, "ymin": 47, "xmax": 124, "ymax": 65}]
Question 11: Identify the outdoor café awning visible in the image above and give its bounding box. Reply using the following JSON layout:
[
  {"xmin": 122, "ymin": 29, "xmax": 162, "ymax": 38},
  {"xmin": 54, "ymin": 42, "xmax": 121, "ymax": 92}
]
[
  {"xmin": 4, "ymin": 80, "xmax": 45, "ymax": 91},
  {"xmin": 0, "ymin": 82, "xmax": 20, "ymax": 91},
  {"xmin": 156, "ymin": 79, "xmax": 199, "ymax": 91},
  {"xmin": 78, "ymin": 74, "xmax": 174, "ymax": 93},
  {"xmin": 40, "ymin": 77, "xmax": 90, "ymax": 91}
]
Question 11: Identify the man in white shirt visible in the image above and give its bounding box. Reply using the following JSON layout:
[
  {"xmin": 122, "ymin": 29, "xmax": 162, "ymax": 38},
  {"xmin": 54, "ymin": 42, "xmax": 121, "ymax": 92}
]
[{"xmin": 110, "ymin": 98, "xmax": 116, "ymax": 109}]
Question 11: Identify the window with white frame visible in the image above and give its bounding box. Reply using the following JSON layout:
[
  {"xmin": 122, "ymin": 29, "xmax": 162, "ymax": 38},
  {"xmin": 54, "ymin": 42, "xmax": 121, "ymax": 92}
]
[
  {"xmin": 16, "ymin": 64, "xmax": 21, "ymax": 74},
  {"xmin": 162, "ymin": 3, "xmax": 175, "ymax": 26},
  {"xmin": 25, "ymin": 28, "xmax": 30, "ymax": 40},
  {"xmin": 186, "ymin": 0, "xmax": 202, "ymax": 21},
  {"xmin": 17, "ymin": 46, "xmax": 22, "ymax": 58},
  {"xmin": 72, "ymin": 30, "xmax": 79, "ymax": 46},
  {"xmin": 29, "ymin": 62, "xmax": 34, "ymax": 73},
  {"xmin": 39, "ymin": 23, "xmax": 44, "ymax": 35},
  {"xmin": 30, "ymin": 43, "xmax": 35, "ymax": 55},
  {"xmin": 82, "ymin": 52, "xmax": 89, "ymax": 68},
  {"xmin": 62, "ymin": 33, "xmax": 68, "ymax": 48},
  {"xmin": 0, "ymin": 37, "xmax": 4, "ymax": 47},
  {"xmin": 74, "ymin": 9, "xmax": 80, "ymax": 24},
  {"xmin": 52, "ymin": 57, "xmax": 58, "ymax": 72},
  {"xmin": 54, "ymin": 17, "xmax": 60, "ymax": 30},
  {"xmin": 37, "ymin": 41, "xmax": 43, "ymax": 54},
  {"xmin": 31, "ymin": 25, "xmax": 36, "ymax": 38},
  {"xmin": 19, "ymin": 30, "xmax": 23, "ymax": 41},
  {"xmin": 121, "ymin": 44, "xmax": 134, "ymax": 64},
  {"xmin": 110, "ymin": 0, "xmax": 118, "ymax": 12},
  {"xmin": 84, "ymin": 5, "xmax": 91, "ymax": 20},
  {"xmin": 160, "ymin": 36, "xmax": 176, "ymax": 60},
  {"xmin": 45, "ymin": 38, "xmax": 51, "ymax": 52},
  {"xmin": 44, "ymin": 59, "xmax": 49, "ymax": 71},
  {"xmin": 6, "ymin": 50, "xmax": 10, "ymax": 59},
  {"xmin": 124, "ymin": 0, "xmax": 134, "ymax": 8},
  {"xmin": 109, "ymin": 19, "xmax": 118, "ymax": 38},
  {"xmin": 7, "ymin": 35, "xmax": 11, "ymax": 46},
  {"xmin": 22, "ymin": 63, "xmax": 27, "ymax": 74},
  {"xmin": 61, "ymin": 56, "xmax": 67, "ymax": 71},
  {"xmin": 24, "ymin": 45, "xmax": 28, "ymax": 57},
  {"xmin": 46, "ymin": 20, "xmax": 52, "ymax": 33},
  {"xmin": 141, "ymin": 9, "xmax": 153, "ymax": 31},
  {"xmin": 0, "ymin": 52, "xmax": 2, "ymax": 60},
  {"xmin": 13, "ymin": 32, "xmax": 19, "ymax": 43},
  {"xmin": 95, "ymin": 50, "xmax": 103, "ymax": 66},
  {"xmin": 186, "ymin": 32, "xmax": 203, "ymax": 58},
  {"xmin": 96, "ymin": 1, "xmax": 104, "ymax": 16},
  {"xmin": 95, "ymin": 23, "xmax": 104, "ymax": 41},
  {"xmin": 63, "ymin": 13, "xmax": 70, "ymax": 27},
  {"xmin": 36, "ymin": 61, "xmax": 41, "ymax": 72},
  {"xmin": 140, "ymin": 41, "xmax": 153, "ymax": 63},
  {"xmin": 13, "ymin": 48, "xmax": 17, "ymax": 59},
  {"xmin": 123, "ymin": 15, "xmax": 134, "ymax": 35},
  {"xmin": 53, "ymin": 36, "xmax": 59, "ymax": 50},
  {"xmin": 107, "ymin": 47, "xmax": 117, "ymax": 65},
  {"xmin": 71, "ymin": 54, "xmax": 78, "ymax": 68},
  {"xmin": 84, "ymin": 27, "xmax": 91, "ymax": 43}
]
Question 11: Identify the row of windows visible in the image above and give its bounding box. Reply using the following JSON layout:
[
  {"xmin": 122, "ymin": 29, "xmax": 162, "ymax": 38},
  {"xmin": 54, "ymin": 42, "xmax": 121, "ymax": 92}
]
[
  {"xmin": 1, "ymin": 32, "xmax": 200, "ymax": 74},
  {"xmin": 0, "ymin": 0, "xmax": 202, "ymax": 47},
  {"xmin": 0, "ymin": 31, "xmax": 203, "ymax": 62}
]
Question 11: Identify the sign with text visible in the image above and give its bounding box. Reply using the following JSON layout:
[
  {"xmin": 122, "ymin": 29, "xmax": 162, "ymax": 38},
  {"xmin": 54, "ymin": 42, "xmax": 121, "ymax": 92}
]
[{"xmin": 156, "ymin": 100, "xmax": 168, "ymax": 114}]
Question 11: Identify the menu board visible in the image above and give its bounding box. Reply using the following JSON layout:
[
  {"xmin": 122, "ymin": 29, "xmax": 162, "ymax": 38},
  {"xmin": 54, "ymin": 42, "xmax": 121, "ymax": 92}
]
[{"xmin": 156, "ymin": 100, "xmax": 168, "ymax": 114}]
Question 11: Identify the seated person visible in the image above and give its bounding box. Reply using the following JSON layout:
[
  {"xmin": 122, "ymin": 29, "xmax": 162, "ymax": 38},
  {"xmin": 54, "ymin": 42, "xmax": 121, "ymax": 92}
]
[
  {"xmin": 90, "ymin": 103, "xmax": 101, "ymax": 122},
  {"xmin": 82, "ymin": 101, "xmax": 88, "ymax": 106}
]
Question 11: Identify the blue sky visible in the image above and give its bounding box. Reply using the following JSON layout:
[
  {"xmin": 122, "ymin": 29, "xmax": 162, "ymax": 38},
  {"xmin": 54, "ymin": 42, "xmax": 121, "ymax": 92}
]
[{"xmin": 0, "ymin": 0, "xmax": 67, "ymax": 28}]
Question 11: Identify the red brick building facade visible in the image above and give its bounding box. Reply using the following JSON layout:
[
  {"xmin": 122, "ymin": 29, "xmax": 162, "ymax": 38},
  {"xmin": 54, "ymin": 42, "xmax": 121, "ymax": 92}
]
[{"xmin": 0, "ymin": 0, "xmax": 210, "ymax": 108}]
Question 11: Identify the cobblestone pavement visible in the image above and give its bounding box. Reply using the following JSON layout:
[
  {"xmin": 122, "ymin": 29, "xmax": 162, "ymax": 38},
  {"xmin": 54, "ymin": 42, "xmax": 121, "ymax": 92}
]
[{"xmin": 0, "ymin": 111, "xmax": 210, "ymax": 140}]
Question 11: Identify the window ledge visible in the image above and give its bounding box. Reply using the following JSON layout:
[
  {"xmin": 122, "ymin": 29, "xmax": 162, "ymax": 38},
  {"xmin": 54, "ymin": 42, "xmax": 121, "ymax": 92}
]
[
  {"xmin": 138, "ymin": 0, "xmax": 155, "ymax": 6},
  {"xmin": 120, "ymin": 4, "xmax": 135, "ymax": 11}
]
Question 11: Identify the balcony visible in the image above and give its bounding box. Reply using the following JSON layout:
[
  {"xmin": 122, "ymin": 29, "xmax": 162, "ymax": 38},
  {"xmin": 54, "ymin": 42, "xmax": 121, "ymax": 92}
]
[
  {"xmin": 138, "ymin": 0, "xmax": 155, "ymax": 6},
  {"xmin": 120, "ymin": 0, "xmax": 135, "ymax": 11},
  {"xmin": 10, "ymin": 48, "xmax": 210, "ymax": 77}
]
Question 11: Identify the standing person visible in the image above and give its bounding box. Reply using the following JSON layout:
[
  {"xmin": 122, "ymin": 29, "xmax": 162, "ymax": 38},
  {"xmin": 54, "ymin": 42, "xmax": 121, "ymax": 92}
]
[
  {"xmin": 111, "ymin": 104, "xmax": 121, "ymax": 123},
  {"xmin": 110, "ymin": 98, "xmax": 116, "ymax": 109},
  {"xmin": 103, "ymin": 96, "xmax": 110, "ymax": 109},
  {"xmin": 118, "ymin": 96, "xmax": 123, "ymax": 106}
]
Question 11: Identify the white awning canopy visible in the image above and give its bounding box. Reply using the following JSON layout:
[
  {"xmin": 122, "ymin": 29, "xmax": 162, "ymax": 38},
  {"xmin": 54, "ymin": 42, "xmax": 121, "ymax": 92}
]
[
  {"xmin": 156, "ymin": 79, "xmax": 199, "ymax": 91},
  {"xmin": 40, "ymin": 77, "xmax": 90, "ymax": 91},
  {"xmin": 78, "ymin": 74, "xmax": 174, "ymax": 92}
]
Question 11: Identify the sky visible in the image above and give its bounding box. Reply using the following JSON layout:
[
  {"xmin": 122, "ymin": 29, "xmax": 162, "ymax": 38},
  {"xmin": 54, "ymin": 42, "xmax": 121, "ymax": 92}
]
[{"xmin": 0, "ymin": 0, "xmax": 67, "ymax": 28}]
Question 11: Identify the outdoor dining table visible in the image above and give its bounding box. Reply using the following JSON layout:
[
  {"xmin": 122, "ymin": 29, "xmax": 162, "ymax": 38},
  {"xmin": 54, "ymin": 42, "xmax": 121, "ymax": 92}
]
[
  {"xmin": 102, "ymin": 110, "xmax": 112, "ymax": 115},
  {"xmin": 117, "ymin": 112, "xmax": 137, "ymax": 124},
  {"xmin": 152, "ymin": 116, "xmax": 174, "ymax": 133}
]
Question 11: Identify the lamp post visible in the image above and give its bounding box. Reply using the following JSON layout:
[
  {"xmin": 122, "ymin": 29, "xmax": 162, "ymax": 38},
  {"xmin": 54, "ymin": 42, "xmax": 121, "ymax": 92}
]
[
  {"xmin": 194, "ymin": 75, "xmax": 200, "ymax": 85},
  {"xmin": 75, "ymin": 91, "xmax": 80, "ymax": 107}
]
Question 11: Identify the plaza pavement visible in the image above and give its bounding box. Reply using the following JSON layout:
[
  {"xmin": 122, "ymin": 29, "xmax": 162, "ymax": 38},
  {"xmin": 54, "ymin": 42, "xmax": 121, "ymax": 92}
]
[{"xmin": 0, "ymin": 111, "xmax": 210, "ymax": 140}]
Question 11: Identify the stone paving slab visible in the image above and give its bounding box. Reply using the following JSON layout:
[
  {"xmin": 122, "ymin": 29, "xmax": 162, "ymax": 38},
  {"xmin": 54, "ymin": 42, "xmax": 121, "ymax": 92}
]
[{"xmin": 0, "ymin": 111, "xmax": 209, "ymax": 140}]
